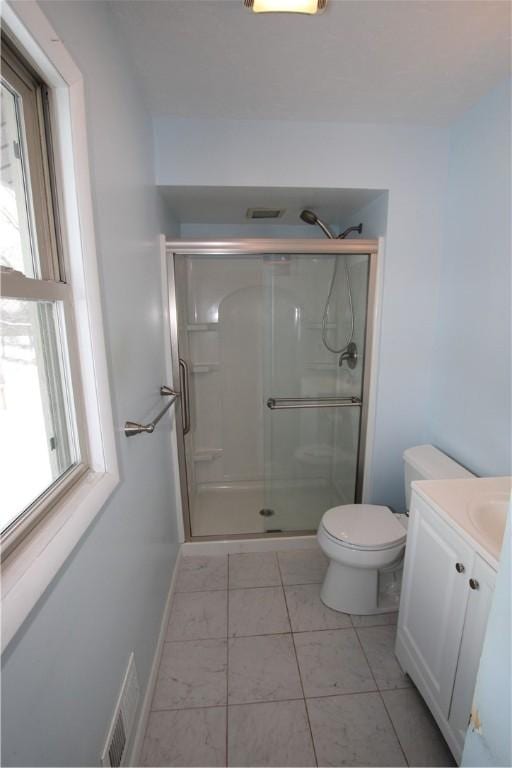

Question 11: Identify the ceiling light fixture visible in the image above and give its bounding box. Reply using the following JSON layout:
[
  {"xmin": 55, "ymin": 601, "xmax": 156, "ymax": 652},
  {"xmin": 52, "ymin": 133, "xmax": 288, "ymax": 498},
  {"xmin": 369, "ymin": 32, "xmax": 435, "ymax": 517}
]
[{"xmin": 244, "ymin": 0, "xmax": 326, "ymax": 14}]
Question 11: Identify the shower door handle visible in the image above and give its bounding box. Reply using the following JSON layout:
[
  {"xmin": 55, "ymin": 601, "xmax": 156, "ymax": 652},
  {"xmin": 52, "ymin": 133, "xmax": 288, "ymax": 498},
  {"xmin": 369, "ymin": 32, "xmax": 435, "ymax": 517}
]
[
  {"xmin": 266, "ymin": 396, "xmax": 362, "ymax": 410},
  {"xmin": 179, "ymin": 358, "xmax": 191, "ymax": 434}
]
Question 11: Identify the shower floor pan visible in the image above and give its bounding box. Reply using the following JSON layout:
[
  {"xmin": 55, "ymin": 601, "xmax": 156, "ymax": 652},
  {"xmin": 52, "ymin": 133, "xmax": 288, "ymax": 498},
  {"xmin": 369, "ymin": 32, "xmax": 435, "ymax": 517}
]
[{"xmin": 189, "ymin": 481, "xmax": 345, "ymax": 538}]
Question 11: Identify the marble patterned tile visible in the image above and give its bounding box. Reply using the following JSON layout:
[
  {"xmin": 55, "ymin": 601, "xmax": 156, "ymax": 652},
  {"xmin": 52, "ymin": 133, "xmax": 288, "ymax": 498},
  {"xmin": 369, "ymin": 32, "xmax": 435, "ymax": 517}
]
[
  {"xmin": 176, "ymin": 555, "xmax": 228, "ymax": 592},
  {"xmin": 382, "ymin": 688, "xmax": 456, "ymax": 766},
  {"xmin": 228, "ymin": 700, "xmax": 316, "ymax": 767},
  {"xmin": 152, "ymin": 639, "xmax": 227, "ymax": 709},
  {"xmin": 228, "ymin": 634, "xmax": 303, "ymax": 704},
  {"xmin": 229, "ymin": 552, "xmax": 281, "ymax": 588},
  {"xmin": 167, "ymin": 590, "xmax": 227, "ymax": 641},
  {"xmin": 229, "ymin": 587, "xmax": 290, "ymax": 637},
  {"xmin": 356, "ymin": 625, "xmax": 411, "ymax": 690},
  {"xmin": 294, "ymin": 629, "xmax": 375, "ymax": 697},
  {"xmin": 307, "ymin": 692, "xmax": 406, "ymax": 767},
  {"xmin": 284, "ymin": 584, "xmax": 351, "ymax": 632},
  {"xmin": 277, "ymin": 549, "xmax": 327, "ymax": 585},
  {"xmin": 141, "ymin": 707, "xmax": 226, "ymax": 767},
  {"xmin": 350, "ymin": 612, "xmax": 398, "ymax": 628}
]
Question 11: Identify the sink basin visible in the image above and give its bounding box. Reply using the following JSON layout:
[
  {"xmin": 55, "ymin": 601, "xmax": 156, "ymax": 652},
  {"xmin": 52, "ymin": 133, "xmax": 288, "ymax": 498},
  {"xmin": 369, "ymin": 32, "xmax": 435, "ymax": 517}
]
[
  {"xmin": 468, "ymin": 493, "xmax": 510, "ymax": 558},
  {"xmin": 414, "ymin": 476, "xmax": 511, "ymax": 566}
]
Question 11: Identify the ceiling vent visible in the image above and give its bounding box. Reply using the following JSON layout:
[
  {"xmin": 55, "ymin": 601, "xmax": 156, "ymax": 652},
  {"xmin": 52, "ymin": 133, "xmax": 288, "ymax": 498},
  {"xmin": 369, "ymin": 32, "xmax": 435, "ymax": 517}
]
[{"xmin": 246, "ymin": 207, "xmax": 286, "ymax": 220}]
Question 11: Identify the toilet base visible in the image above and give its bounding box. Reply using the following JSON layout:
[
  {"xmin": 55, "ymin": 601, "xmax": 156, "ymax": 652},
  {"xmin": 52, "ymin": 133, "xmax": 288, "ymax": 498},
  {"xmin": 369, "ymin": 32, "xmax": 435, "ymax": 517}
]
[{"xmin": 320, "ymin": 560, "xmax": 401, "ymax": 615}]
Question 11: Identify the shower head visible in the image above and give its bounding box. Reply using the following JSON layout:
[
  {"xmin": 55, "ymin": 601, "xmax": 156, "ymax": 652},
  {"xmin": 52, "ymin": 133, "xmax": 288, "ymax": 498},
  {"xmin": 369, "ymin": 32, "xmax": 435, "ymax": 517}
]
[
  {"xmin": 299, "ymin": 209, "xmax": 336, "ymax": 239},
  {"xmin": 300, "ymin": 209, "xmax": 319, "ymax": 225}
]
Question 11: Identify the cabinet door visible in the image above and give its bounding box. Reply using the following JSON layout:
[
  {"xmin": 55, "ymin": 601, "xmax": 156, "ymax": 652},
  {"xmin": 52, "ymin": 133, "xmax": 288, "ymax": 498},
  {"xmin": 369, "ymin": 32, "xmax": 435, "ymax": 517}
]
[
  {"xmin": 397, "ymin": 493, "xmax": 474, "ymax": 717},
  {"xmin": 448, "ymin": 555, "xmax": 496, "ymax": 752}
]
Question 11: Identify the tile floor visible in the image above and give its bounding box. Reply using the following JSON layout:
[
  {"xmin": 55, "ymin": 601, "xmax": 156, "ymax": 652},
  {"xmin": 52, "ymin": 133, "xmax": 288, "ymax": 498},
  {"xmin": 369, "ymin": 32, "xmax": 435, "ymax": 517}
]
[{"xmin": 141, "ymin": 549, "xmax": 455, "ymax": 767}]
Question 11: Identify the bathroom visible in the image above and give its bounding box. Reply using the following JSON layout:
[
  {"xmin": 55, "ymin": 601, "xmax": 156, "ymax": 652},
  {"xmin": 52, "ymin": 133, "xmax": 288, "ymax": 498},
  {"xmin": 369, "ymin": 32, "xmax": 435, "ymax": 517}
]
[{"xmin": 0, "ymin": 1, "xmax": 510, "ymax": 767}]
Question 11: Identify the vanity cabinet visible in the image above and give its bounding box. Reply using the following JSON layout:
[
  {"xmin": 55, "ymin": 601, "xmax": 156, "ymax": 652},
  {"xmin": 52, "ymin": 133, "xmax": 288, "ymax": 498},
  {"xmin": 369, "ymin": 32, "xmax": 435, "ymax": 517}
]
[{"xmin": 396, "ymin": 490, "xmax": 496, "ymax": 763}]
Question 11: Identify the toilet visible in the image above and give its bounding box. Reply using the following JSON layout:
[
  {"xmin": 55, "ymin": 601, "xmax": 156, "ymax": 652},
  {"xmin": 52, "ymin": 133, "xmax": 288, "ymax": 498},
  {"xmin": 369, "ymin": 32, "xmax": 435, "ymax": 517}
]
[{"xmin": 317, "ymin": 444, "xmax": 474, "ymax": 615}]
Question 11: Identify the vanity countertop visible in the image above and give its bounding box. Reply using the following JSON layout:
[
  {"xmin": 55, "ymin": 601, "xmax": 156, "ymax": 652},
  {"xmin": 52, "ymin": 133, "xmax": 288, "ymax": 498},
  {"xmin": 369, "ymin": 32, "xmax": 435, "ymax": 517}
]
[{"xmin": 412, "ymin": 476, "xmax": 511, "ymax": 570}]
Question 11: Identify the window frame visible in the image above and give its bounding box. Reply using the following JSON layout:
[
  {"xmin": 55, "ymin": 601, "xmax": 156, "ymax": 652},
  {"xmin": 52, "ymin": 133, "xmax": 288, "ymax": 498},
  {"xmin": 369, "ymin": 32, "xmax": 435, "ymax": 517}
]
[
  {"xmin": 1, "ymin": 39, "xmax": 59, "ymax": 281},
  {"xmin": 1, "ymin": 1, "xmax": 119, "ymax": 652},
  {"xmin": 1, "ymin": 38, "xmax": 90, "ymax": 551}
]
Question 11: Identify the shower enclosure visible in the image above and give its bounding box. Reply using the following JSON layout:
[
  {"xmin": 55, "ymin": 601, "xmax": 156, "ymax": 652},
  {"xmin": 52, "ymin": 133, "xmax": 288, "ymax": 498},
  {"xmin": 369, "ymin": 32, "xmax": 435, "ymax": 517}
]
[{"xmin": 167, "ymin": 239, "xmax": 378, "ymax": 539}]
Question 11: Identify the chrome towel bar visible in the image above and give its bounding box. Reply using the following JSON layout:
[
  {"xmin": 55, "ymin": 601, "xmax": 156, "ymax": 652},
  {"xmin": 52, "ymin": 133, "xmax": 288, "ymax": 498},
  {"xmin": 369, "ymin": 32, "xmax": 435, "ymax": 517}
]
[
  {"xmin": 125, "ymin": 385, "xmax": 180, "ymax": 437},
  {"xmin": 266, "ymin": 395, "xmax": 362, "ymax": 410}
]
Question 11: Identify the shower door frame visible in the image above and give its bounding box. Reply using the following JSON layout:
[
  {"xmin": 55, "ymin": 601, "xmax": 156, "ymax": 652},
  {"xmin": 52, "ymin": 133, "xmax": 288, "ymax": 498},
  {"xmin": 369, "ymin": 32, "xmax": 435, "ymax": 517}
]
[{"xmin": 165, "ymin": 239, "xmax": 379, "ymax": 542}]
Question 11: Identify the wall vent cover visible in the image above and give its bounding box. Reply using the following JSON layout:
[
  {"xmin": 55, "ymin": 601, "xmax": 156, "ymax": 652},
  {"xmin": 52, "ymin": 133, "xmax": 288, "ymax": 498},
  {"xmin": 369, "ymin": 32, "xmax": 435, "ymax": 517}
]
[
  {"xmin": 101, "ymin": 653, "xmax": 140, "ymax": 767},
  {"xmin": 246, "ymin": 207, "xmax": 285, "ymax": 219},
  {"xmin": 108, "ymin": 712, "xmax": 126, "ymax": 768}
]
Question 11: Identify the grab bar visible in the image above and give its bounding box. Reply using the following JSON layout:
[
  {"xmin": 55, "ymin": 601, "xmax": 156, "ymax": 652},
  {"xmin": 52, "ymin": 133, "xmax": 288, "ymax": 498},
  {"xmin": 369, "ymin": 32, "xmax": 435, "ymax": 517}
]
[
  {"xmin": 125, "ymin": 385, "xmax": 180, "ymax": 437},
  {"xmin": 179, "ymin": 358, "xmax": 191, "ymax": 435},
  {"xmin": 266, "ymin": 395, "xmax": 362, "ymax": 410}
]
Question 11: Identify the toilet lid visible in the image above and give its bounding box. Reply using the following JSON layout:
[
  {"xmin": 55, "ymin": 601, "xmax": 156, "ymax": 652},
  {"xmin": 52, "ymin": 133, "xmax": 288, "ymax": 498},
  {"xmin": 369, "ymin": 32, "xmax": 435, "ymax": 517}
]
[{"xmin": 321, "ymin": 504, "xmax": 406, "ymax": 550}]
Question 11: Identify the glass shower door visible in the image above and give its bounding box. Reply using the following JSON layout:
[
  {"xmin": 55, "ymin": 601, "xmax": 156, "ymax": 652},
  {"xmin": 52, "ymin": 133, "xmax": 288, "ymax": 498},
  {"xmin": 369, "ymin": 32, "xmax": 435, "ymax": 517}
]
[{"xmin": 262, "ymin": 252, "xmax": 369, "ymax": 532}]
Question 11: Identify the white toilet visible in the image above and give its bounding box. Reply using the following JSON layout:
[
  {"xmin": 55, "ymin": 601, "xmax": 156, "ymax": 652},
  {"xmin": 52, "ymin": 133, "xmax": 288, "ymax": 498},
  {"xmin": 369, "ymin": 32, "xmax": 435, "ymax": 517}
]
[{"xmin": 317, "ymin": 444, "xmax": 474, "ymax": 615}]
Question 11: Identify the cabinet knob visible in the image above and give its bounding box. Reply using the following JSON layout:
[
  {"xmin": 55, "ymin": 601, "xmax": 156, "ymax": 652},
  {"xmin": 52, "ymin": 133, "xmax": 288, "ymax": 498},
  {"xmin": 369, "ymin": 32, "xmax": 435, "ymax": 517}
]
[
  {"xmin": 455, "ymin": 562, "xmax": 465, "ymax": 573},
  {"xmin": 469, "ymin": 578, "xmax": 480, "ymax": 590}
]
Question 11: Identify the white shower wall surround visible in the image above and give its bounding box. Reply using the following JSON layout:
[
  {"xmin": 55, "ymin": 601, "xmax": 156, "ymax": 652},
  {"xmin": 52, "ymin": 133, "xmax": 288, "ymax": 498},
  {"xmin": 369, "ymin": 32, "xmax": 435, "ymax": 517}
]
[{"xmin": 175, "ymin": 252, "xmax": 370, "ymax": 537}]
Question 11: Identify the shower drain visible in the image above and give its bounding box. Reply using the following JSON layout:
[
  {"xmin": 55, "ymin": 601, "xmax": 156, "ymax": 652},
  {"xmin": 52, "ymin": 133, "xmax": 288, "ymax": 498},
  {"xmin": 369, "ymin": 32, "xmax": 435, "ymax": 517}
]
[{"xmin": 259, "ymin": 508, "xmax": 275, "ymax": 517}]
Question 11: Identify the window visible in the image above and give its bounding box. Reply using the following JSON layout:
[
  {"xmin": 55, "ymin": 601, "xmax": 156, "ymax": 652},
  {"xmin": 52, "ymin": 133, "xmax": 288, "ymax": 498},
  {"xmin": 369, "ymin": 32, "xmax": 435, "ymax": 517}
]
[
  {"xmin": 1, "ymin": 5, "xmax": 118, "ymax": 650},
  {"xmin": 1, "ymin": 37, "xmax": 87, "ymax": 550}
]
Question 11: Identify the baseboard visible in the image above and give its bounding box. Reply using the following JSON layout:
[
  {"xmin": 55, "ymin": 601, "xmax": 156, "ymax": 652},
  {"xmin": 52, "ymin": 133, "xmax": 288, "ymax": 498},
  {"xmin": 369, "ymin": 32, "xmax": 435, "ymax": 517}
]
[
  {"xmin": 128, "ymin": 546, "xmax": 182, "ymax": 767},
  {"xmin": 181, "ymin": 534, "xmax": 318, "ymax": 556}
]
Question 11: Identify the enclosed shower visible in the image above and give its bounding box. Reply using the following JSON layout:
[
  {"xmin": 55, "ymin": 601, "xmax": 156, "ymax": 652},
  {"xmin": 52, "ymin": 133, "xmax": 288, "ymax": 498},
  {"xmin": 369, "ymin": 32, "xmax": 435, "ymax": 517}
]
[{"xmin": 167, "ymin": 236, "xmax": 377, "ymax": 539}]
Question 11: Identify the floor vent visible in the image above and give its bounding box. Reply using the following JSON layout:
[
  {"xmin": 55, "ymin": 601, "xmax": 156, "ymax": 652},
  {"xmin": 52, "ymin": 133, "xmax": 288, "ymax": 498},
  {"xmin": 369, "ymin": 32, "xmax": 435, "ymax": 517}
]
[
  {"xmin": 101, "ymin": 653, "xmax": 140, "ymax": 767},
  {"xmin": 108, "ymin": 713, "xmax": 126, "ymax": 768}
]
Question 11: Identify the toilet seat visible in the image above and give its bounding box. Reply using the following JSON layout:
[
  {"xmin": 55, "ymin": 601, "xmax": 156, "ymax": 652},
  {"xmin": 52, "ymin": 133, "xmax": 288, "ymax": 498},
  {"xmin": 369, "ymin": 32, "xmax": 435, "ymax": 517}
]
[{"xmin": 320, "ymin": 504, "xmax": 406, "ymax": 551}]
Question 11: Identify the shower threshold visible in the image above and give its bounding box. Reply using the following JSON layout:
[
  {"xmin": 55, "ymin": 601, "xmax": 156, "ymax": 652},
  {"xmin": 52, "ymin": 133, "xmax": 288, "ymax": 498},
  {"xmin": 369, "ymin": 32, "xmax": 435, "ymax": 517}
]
[{"xmin": 189, "ymin": 481, "xmax": 344, "ymax": 538}]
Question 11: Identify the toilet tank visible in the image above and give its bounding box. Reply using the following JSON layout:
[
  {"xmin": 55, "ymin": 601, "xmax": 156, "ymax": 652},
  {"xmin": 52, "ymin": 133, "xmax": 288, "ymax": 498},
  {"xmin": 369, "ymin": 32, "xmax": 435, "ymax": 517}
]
[{"xmin": 403, "ymin": 444, "xmax": 475, "ymax": 511}]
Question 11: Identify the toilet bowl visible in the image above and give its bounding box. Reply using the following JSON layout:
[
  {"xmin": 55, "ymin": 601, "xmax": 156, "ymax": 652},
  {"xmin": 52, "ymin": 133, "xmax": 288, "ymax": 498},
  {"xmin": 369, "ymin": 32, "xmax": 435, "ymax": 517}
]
[
  {"xmin": 317, "ymin": 444, "xmax": 476, "ymax": 615},
  {"xmin": 317, "ymin": 504, "xmax": 406, "ymax": 614}
]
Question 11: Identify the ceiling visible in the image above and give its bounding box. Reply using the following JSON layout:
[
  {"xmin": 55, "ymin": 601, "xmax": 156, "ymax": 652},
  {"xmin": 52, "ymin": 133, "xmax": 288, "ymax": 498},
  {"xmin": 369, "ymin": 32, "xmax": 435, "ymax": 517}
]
[
  {"xmin": 158, "ymin": 186, "xmax": 385, "ymax": 225},
  {"xmin": 110, "ymin": 0, "xmax": 510, "ymax": 125}
]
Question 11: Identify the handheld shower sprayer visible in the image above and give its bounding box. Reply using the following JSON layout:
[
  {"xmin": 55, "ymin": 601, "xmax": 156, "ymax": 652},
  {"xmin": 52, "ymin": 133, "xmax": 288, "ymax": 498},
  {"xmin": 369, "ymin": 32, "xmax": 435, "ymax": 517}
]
[
  {"xmin": 299, "ymin": 209, "xmax": 337, "ymax": 240},
  {"xmin": 299, "ymin": 209, "xmax": 363, "ymax": 367},
  {"xmin": 299, "ymin": 210, "xmax": 363, "ymax": 240}
]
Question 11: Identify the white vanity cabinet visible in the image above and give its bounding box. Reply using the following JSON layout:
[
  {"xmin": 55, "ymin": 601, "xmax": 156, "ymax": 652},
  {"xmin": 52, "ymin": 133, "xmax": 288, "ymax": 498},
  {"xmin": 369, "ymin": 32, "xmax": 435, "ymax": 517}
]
[{"xmin": 396, "ymin": 489, "xmax": 497, "ymax": 763}]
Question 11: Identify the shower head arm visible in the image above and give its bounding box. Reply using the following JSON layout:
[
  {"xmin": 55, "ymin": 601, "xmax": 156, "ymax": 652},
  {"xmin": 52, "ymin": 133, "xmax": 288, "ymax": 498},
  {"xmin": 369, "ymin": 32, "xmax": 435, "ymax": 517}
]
[{"xmin": 338, "ymin": 223, "xmax": 363, "ymax": 239}]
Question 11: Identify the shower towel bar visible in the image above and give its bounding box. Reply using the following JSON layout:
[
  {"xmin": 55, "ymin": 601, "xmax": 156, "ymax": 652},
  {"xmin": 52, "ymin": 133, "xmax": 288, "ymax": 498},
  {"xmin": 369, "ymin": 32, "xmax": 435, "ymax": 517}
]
[
  {"xmin": 125, "ymin": 385, "xmax": 180, "ymax": 437},
  {"xmin": 267, "ymin": 395, "xmax": 362, "ymax": 410}
]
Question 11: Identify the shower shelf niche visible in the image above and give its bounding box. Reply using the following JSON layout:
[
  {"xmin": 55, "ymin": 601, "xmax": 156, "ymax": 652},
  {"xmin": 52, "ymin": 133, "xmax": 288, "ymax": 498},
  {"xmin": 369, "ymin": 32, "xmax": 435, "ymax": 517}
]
[
  {"xmin": 306, "ymin": 362, "xmax": 340, "ymax": 371},
  {"xmin": 186, "ymin": 323, "xmax": 219, "ymax": 332},
  {"xmin": 191, "ymin": 364, "xmax": 220, "ymax": 374},
  {"xmin": 193, "ymin": 449, "xmax": 223, "ymax": 463},
  {"xmin": 305, "ymin": 322, "xmax": 336, "ymax": 330}
]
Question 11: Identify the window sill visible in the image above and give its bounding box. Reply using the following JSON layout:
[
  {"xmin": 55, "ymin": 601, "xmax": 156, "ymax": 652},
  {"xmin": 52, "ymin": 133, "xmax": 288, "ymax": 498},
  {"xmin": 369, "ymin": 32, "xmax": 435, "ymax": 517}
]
[{"xmin": 1, "ymin": 467, "xmax": 119, "ymax": 652}]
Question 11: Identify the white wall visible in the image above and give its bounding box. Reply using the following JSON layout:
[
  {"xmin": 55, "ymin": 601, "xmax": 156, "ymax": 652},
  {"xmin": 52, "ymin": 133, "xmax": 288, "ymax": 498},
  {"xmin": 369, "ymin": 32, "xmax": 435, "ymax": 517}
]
[
  {"xmin": 1, "ymin": 3, "xmax": 180, "ymax": 766},
  {"xmin": 428, "ymin": 80, "xmax": 511, "ymax": 476},
  {"xmin": 180, "ymin": 222, "xmax": 326, "ymax": 238},
  {"xmin": 155, "ymin": 118, "xmax": 449, "ymax": 509},
  {"xmin": 340, "ymin": 192, "xmax": 389, "ymax": 240}
]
